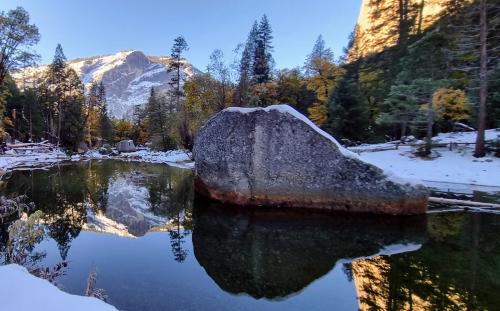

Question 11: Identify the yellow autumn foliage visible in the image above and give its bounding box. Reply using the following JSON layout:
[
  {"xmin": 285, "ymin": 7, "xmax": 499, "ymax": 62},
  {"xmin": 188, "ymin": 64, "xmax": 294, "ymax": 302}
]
[
  {"xmin": 305, "ymin": 58, "xmax": 344, "ymax": 127},
  {"xmin": 432, "ymin": 88, "xmax": 470, "ymax": 122},
  {"xmin": 307, "ymin": 102, "xmax": 328, "ymax": 127}
]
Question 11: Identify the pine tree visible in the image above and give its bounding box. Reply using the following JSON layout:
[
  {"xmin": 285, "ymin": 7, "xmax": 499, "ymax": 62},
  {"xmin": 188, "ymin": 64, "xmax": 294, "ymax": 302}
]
[
  {"xmin": 145, "ymin": 87, "xmax": 175, "ymax": 150},
  {"xmin": 168, "ymin": 36, "xmax": 189, "ymax": 109},
  {"xmin": 47, "ymin": 44, "xmax": 68, "ymax": 145},
  {"xmin": 474, "ymin": 0, "xmax": 488, "ymax": 157},
  {"xmin": 60, "ymin": 93, "xmax": 84, "ymax": 149},
  {"xmin": 168, "ymin": 36, "xmax": 191, "ymax": 149},
  {"xmin": 84, "ymin": 81, "xmax": 100, "ymax": 146},
  {"xmin": 97, "ymin": 82, "xmax": 113, "ymax": 142},
  {"xmin": 237, "ymin": 22, "xmax": 259, "ymax": 106},
  {"xmin": 61, "ymin": 68, "xmax": 85, "ymax": 149},
  {"xmin": 131, "ymin": 104, "xmax": 149, "ymax": 144},
  {"xmin": 328, "ymin": 72, "xmax": 369, "ymax": 142},
  {"xmin": 252, "ymin": 15, "xmax": 274, "ymax": 84}
]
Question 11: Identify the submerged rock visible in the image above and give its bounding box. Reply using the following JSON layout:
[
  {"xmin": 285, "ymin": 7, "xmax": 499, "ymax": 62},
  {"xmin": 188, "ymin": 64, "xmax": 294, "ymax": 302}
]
[
  {"xmin": 193, "ymin": 105, "xmax": 428, "ymax": 215},
  {"xmin": 117, "ymin": 140, "xmax": 136, "ymax": 153}
]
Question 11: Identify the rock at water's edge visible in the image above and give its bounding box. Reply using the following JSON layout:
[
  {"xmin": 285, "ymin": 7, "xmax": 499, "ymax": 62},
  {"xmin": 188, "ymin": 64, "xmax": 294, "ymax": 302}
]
[
  {"xmin": 193, "ymin": 105, "xmax": 429, "ymax": 215},
  {"xmin": 117, "ymin": 140, "xmax": 136, "ymax": 153},
  {"xmin": 77, "ymin": 141, "xmax": 89, "ymax": 154}
]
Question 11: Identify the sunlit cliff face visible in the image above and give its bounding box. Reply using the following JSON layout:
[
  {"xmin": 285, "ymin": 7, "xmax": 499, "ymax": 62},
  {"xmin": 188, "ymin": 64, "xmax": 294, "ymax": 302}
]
[{"xmin": 350, "ymin": 0, "xmax": 450, "ymax": 60}]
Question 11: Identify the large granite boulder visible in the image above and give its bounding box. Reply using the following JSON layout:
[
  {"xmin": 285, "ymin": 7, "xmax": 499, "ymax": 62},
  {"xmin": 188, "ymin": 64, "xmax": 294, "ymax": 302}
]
[
  {"xmin": 117, "ymin": 140, "xmax": 136, "ymax": 153},
  {"xmin": 193, "ymin": 105, "xmax": 429, "ymax": 215}
]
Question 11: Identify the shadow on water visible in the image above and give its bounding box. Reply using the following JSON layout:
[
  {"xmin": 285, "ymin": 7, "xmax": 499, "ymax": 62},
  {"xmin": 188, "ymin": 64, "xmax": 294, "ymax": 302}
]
[{"xmin": 192, "ymin": 198, "xmax": 428, "ymax": 300}]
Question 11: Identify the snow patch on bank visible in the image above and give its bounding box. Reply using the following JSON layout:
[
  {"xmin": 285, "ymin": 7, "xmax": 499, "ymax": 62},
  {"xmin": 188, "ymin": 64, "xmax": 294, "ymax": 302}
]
[
  {"xmin": 0, "ymin": 149, "xmax": 68, "ymax": 173},
  {"xmin": 0, "ymin": 264, "xmax": 117, "ymax": 311},
  {"xmin": 355, "ymin": 129, "xmax": 500, "ymax": 187},
  {"xmin": 84, "ymin": 149, "xmax": 194, "ymax": 169}
]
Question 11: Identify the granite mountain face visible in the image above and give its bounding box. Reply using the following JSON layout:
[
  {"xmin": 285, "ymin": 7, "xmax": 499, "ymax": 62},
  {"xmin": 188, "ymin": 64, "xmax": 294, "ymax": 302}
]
[
  {"xmin": 350, "ymin": 0, "xmax": 451, "ymax": 60},
  {"xmin": 14, "ymin": 50, "xmax": 198, "ymax": 119}
]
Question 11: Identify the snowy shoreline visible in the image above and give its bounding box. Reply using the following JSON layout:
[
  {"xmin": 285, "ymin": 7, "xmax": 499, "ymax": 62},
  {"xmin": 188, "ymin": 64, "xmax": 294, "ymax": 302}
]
[
  {"xmin": 72, "ymin": 149, "xmax": 194, "ymax": 169},
  {"xmin": 0, "ymin": 148, "xmax": 194, "ymax": 177},
  {"xmin": 0, "ymin": 265, "xmax": 117, "ymax": 311},
  {"xmin": 0, "ymin": 131, "xmax": 498, "ymax": 188},
  {"xmin": 353, "ymin": 130, "xmax": 500, "ymax": 188}
]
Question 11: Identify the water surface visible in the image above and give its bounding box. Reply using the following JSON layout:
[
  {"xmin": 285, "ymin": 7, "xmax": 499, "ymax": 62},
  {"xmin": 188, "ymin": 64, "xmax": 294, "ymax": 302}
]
[{"xmin": 1, "ymin": 160, "xmax": 499, "ymax": 310}]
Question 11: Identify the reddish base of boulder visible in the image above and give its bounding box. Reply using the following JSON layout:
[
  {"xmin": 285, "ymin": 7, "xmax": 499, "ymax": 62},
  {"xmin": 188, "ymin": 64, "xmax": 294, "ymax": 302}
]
[{"xmin": 194, "ymin": 177, "xmax": 428, "ymax": 216}]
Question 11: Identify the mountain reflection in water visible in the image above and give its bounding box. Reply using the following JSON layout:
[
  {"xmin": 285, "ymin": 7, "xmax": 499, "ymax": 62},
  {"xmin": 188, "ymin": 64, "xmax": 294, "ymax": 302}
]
[{"xmin": 0, "ymin": 161, "xmax": 499, "ymax": 311}]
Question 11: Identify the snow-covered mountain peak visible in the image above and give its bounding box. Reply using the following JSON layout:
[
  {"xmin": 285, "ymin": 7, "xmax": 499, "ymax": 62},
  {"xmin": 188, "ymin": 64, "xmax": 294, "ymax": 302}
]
[{"xmin": 13, "ymin": 50, "xmax": 199, "ymax": 119}]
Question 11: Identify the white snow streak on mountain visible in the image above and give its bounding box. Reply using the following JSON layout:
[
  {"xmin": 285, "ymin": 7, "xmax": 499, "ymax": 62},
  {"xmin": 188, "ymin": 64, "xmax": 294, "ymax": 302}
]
[{"xmin": 13, "ymin": 50, "xmax": 199, "ymax": 119}]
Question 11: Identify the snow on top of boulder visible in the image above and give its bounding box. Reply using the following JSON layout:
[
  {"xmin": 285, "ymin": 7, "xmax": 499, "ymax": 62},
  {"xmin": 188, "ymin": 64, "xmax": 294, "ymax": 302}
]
[
  {"xmin": 0, "ymin": 264, "xmax": 118, "ymax": 311},
  {"xmin": 225, "ymin": 105, "xmax": 358, "ymax": 159},
  {"xmin": 224, "ymin": 105, "xmax": 425, "ymax": 187}
]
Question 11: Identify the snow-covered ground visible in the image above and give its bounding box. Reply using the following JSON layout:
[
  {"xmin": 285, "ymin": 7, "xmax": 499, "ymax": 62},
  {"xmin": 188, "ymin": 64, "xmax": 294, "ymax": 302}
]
[
  {"xmin": 0, "ymin": 149, "xmax": 68, "ymax": 173},
  {"xmin": 0, "ymin": 148, "xmax": 194, "ymax": 175},
  {"xmin": 0, "ymin": 265, "xmax": 117, "ymax": 311},
  {"xmin": 353, "ymin": 130, "xmax": 500, "ymax": 188},
  {"xmin": 76, "ymin": 149, "xmax": 194, "ymax": 169}
]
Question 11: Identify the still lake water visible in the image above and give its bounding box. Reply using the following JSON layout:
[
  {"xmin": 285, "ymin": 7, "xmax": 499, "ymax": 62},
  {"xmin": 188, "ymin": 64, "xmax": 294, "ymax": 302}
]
[{"xmin": 1, "ymin": 160, "xmax": 500, "ymax": 310}]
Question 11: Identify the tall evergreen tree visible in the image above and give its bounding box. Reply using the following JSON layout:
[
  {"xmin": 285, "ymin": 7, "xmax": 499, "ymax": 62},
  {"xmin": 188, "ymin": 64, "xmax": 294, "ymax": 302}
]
[
  {"xmin": 237, "ymin": 22, "xmax": 259, "ymax": 106},
  {"xmin": 47, "ymin": 44, "xmax": 68, "ymax": 145},
  {"xmin": 97, "ymin": 82, "xmax": 113, "ymax": 142},
  {"xmin": 328, "ymin": 72, "xmax": 369, "ymax": 142},
  {"xmin": 145, "ymin": 87, "xmax": 175, "ymax": 151},
  {"xmin": 60, "ymin": 94, "xmax": 84, "ymax": 149},
  {"xmin": 84, "ymin": 81, "xmax": 99, "ymax": 146},
  {"xmin": 252, "ymin": 15, "xmax": 274, "ymax": 84},
  {"xmin": 168, "ymin": 36, "xmax": 189, "ymax": 109},
  {"xmin": 168, "ymin": 36, "xmax": 191, "ymax": 149},
  {"xmin": 60, "ymin": 68, "xmax": 84, "ymax": 149}
]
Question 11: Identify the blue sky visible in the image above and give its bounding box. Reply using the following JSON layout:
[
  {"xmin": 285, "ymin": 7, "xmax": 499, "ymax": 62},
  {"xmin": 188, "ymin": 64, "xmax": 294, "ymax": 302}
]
[{"xmin": 1, "ymin": 0, "xmax": 361, "ymax": 70}]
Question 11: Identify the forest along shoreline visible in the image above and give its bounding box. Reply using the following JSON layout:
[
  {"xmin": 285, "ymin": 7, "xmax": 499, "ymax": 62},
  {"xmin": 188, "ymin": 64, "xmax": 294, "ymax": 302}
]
[
  {"xmin": 0, "ymin": 146, "xmax": 193, "ymax": 177},
  {"xmin": 0, "ymin": 129, "xmax": 499, "ymax": 191}
]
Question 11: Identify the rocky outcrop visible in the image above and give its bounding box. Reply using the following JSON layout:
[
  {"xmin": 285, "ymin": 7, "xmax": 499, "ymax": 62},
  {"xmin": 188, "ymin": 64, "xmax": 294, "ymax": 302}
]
[
  {"xmin": 349, "ymin": 0, "xmax": 450, "ymax": 61},
  {"xmin": 77, "ymin": 141, "xmax": 89, "ymax": 153},
  {"xmin": 117, "ymin": 140, "xmax": 136, "ymax": 153},
  {"xmin": 193, "ymin": 105, "xmax": 429, "ymax": 215}
]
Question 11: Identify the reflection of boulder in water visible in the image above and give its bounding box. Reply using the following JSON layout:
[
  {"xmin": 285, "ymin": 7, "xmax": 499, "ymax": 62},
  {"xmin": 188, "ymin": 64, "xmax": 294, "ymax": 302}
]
[{"xmin": 193, "ymin": 201, "xmax": 427, "ymax": 300}]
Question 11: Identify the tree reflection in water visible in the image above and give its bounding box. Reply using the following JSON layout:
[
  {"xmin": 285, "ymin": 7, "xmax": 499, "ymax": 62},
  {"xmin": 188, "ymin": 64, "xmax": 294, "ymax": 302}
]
[
  {"xmin": 0, "ymin": 161, "xmax": 499, "ymax": 310},
  {"xmin": 0, "ymin": 160, "xmax": 195, "ymax": 262},
  {"xmin": 353, "ymin": 212, "xmax": 500, "ymax": 311}
]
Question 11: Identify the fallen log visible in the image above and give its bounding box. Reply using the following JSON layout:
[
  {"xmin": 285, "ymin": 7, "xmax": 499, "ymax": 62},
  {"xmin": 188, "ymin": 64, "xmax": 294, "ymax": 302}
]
[
  {"xmin": 429, "ymin": 197, "xmax": 500, "ymax": 209},
  {"xmin": 7, "ymin": 143, "xmax": 52, "ymax": 149}
]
